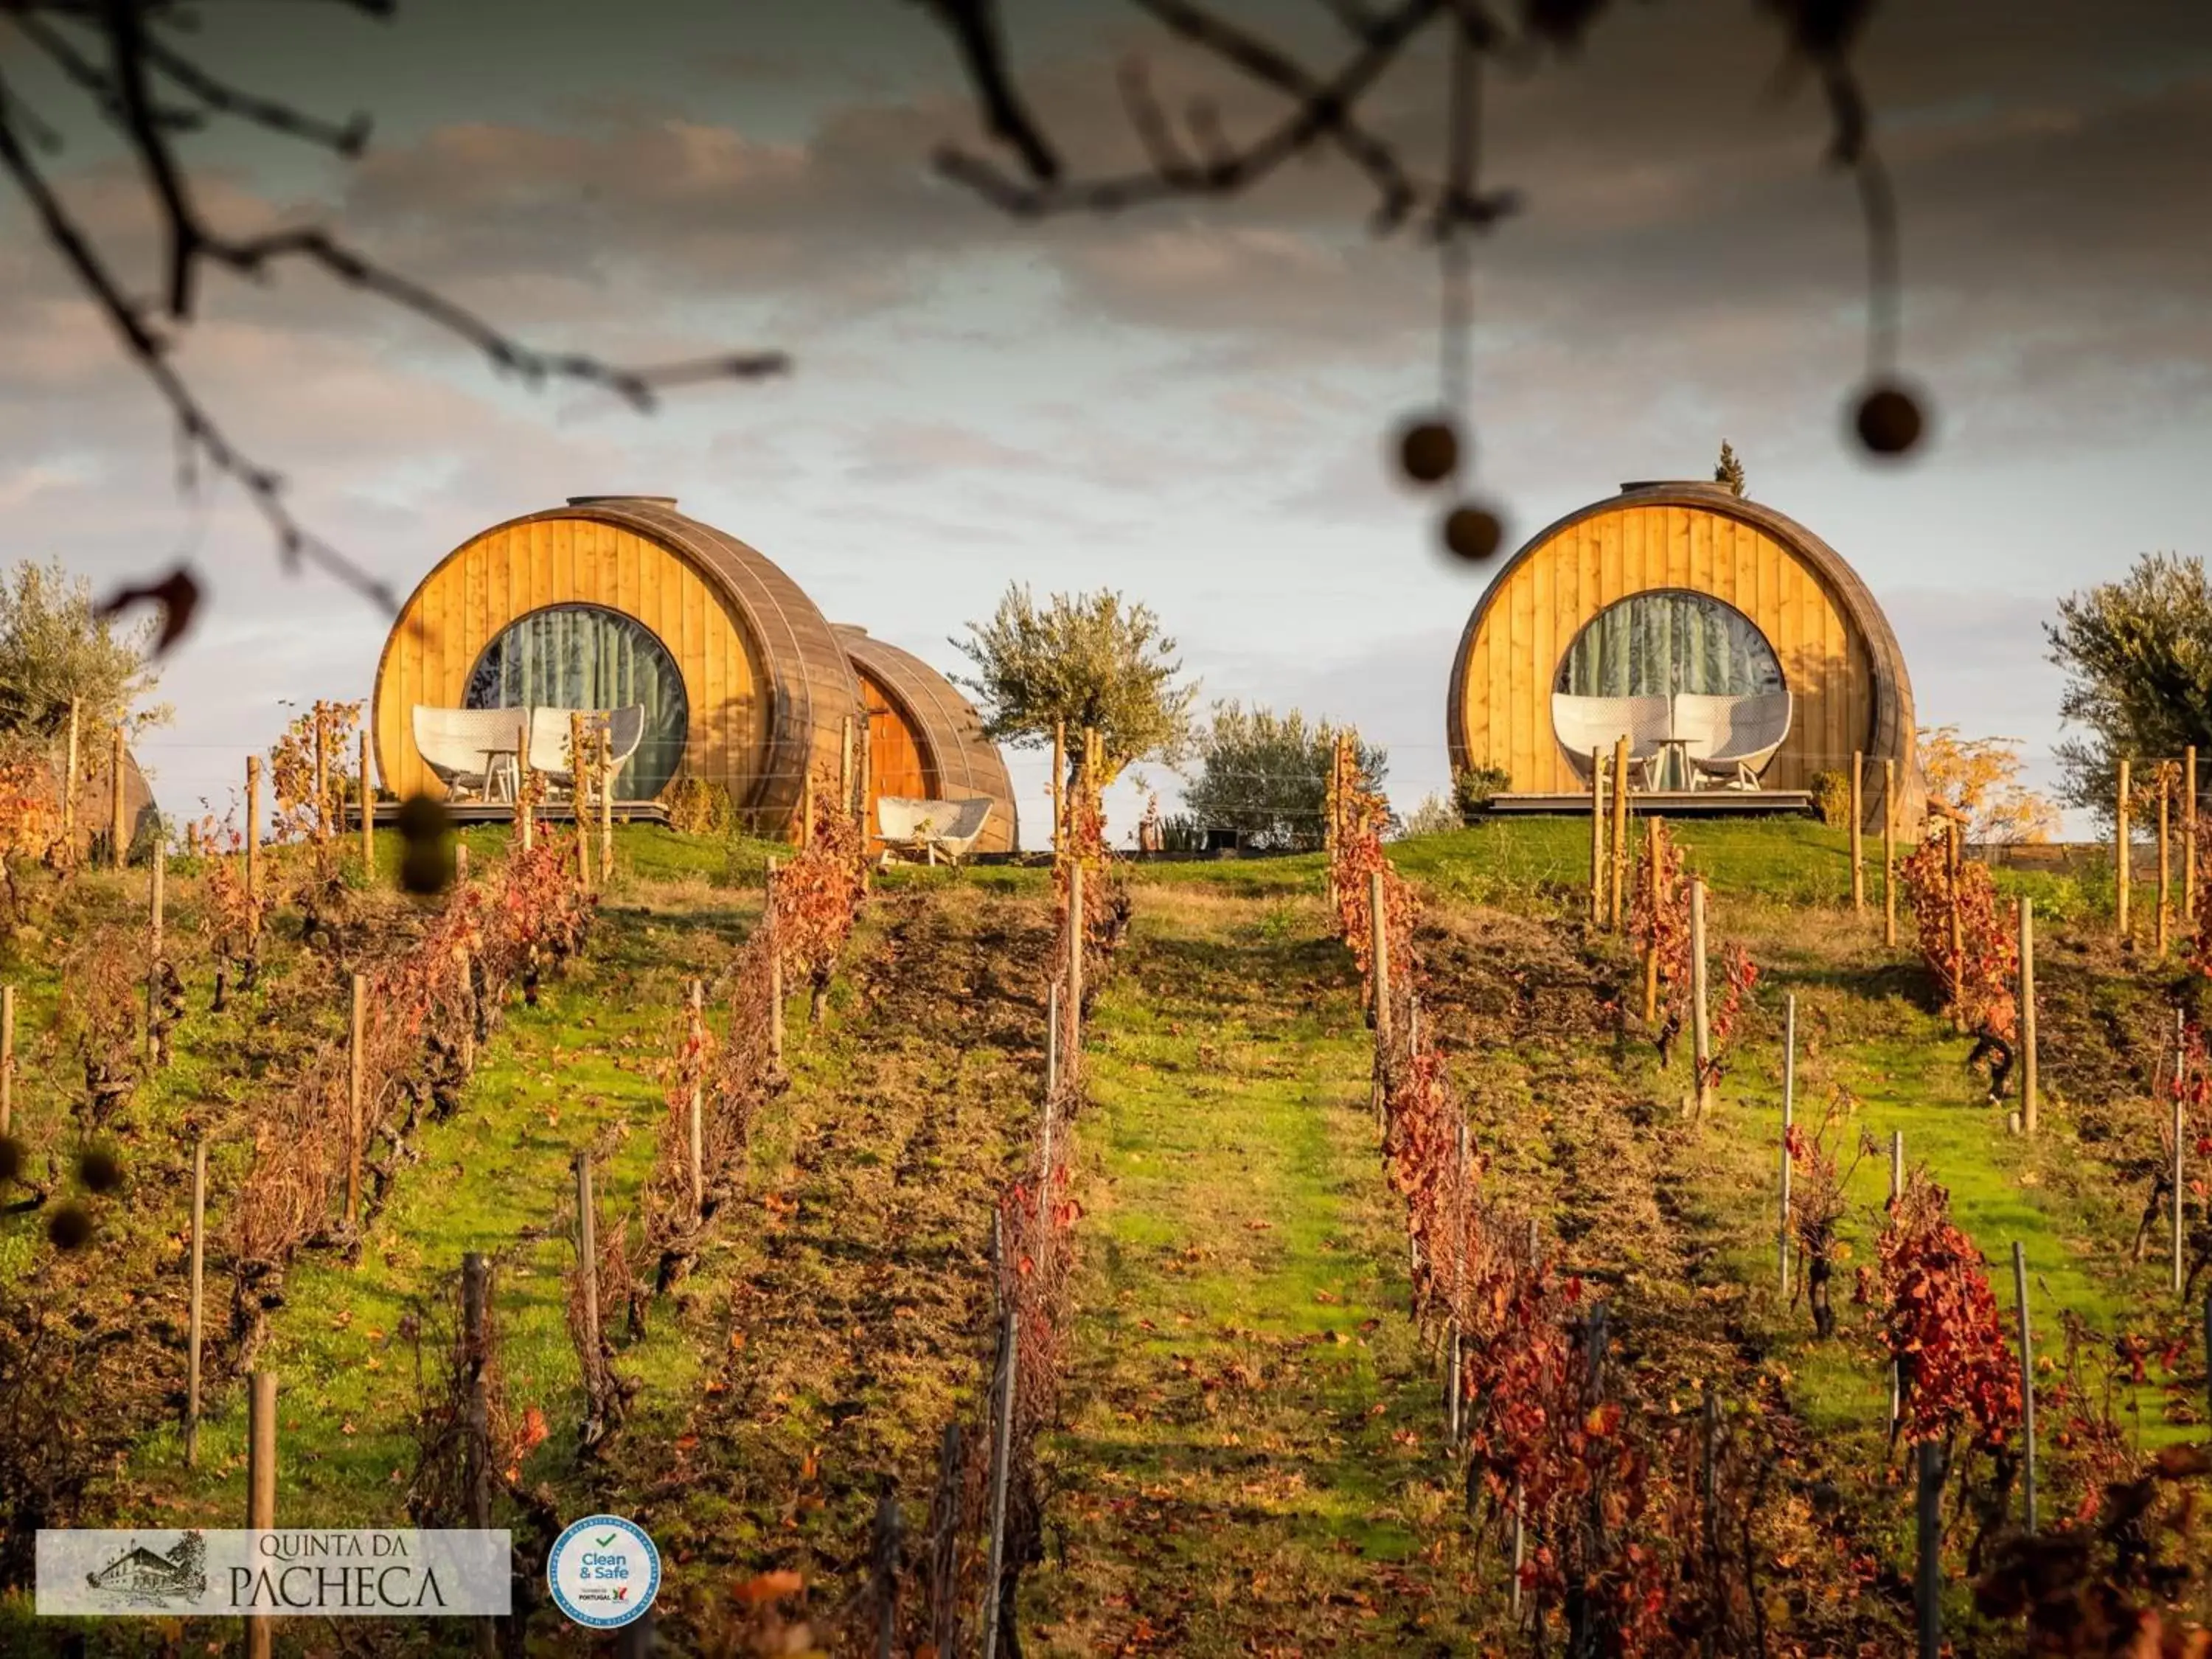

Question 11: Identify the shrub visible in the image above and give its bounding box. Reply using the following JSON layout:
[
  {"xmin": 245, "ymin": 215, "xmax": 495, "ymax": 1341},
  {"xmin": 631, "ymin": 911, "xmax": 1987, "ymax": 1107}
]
[
  {"xmin": 1809, "ymin": 769, "xmax": 1851, "ymax": 827},
  {"xmin": 664, "ymin": 777, "xmax": 734, "ymax": 837},
  {"xmin": 1400, "ymin": 793, "xmax": 1460, "ymax": 838},
  {"xmin": 1450, "ymin": 765, "xmax": 1510, "ymax": 823}
]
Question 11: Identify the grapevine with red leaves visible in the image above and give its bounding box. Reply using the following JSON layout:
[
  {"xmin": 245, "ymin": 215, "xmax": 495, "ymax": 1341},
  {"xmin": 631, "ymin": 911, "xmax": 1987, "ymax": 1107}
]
[
  {"xmin": 1857, "ymin": 1171, "xmax": 2023, "ymax": 1475},
  {"xmin": 1786, "ymin": 1093, "xmax": 1868, "ymax": 1338},
  {"xmin": 774, "ymin": 767, "xmax": 869, "ymax": 1025},
  {"xmin": 1899, "ymin": 832, "xmax": 2020, "ymax": 1093},
  {"xmin": 225, "ymin": 833, "xmax": 598, "ymax": 1369}
]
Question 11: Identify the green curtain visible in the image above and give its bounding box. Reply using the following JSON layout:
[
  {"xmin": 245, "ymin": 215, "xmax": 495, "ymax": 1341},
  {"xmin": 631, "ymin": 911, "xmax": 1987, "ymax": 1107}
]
[
  {"xmin": 464, "ymin": 605, "xmax": 687, "ymax": 798},
  {"xmin": 1556, "ymin": 591, "xmax": 1783, "ymax": 699}
]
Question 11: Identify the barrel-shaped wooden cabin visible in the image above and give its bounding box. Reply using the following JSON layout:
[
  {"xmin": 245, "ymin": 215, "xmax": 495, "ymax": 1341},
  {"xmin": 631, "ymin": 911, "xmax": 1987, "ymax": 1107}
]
[
  {"xmin": 372, "ymin": 496, "xmax": 863, "ymax": 838},
  {"xmin": 835, "ymin": 625, "xmax": 1018, "ymax": 855},
  {"xmin": 1446, "ymin": 481, "xmax": 1922, "ymax": 828}
]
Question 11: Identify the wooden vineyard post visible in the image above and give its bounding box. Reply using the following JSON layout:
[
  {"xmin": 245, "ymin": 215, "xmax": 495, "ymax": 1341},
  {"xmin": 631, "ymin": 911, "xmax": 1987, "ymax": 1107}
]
[
  {"xmin": 2175, "ymin": 1008, "xmax": 2188, "ymax": 1298},
  {"xmin": 840, "ymin": 714, "xmax": 855, "ymax": 819},
  {"xmin": 1051, "ymin": 719, "xmax": 1065, "ymax": 860},
  {"xmin": 2014, "ymin": 1241, "xmax": 2037, "ymax": 1535},
  {"xmin": 1781, "ymin": 992, "xmax": 1795, "ymax": 1297},
  {"xmin": 1368, "ymin": 865, "xmax": 1390, "ymax": 1128},
  {"xmin": 1589, "ymin": 748, "xmax": 1605, "ymax": 923},
  {"xmin": 518, "ymin": 751, "xmax": 535, "ymax": 855},
  {"xmin": 346, "ymin": 973, "xmax": 366, "ymax": 1234},
  {"xmin": 185, "ymin": 1133, "xmax": 206, "ymax": 1467},
  {"xmin": 1946, "ymin": 818, "xmax": 1964, "ymax": 995},
  {"xmin": 109, "ymin": 723, "xmax": 126, "ymax": 868},
  {"xmin": 687, "ymin": 979, "xmax": 706, "ymax": 1220},
  {"xmin": 2189, "ymin": 745, "xmax": 2200, "ymax": 925},
  {"xmin": 1046, "ymin": 981, "xmax": 1060, "ymax": 1099},
  {"xmin": 571, "ymin": 713, "xmax": 593, "ymax": 891},
  {"xmin": 1067, "ymin": 860, "xmax": 1086, "ymax": 1074},
  {"xmin": 1883, "ymin": 758, "xmax": 1898, "ymax": 947},
  {"xmin": 1323, "ymin": 732, "xmax": 1339, "ymax": 910},
  {"xmin": 1915, "ymin": 1439, "xmax": 1944, "ymax": 1659},
  {"xmin": 313, "ymin": 709, "xmax": 329, "ymax": 844},
  {"xmin": 1641, "ymin": 818, "xmax": 1663, "ymax": 1026},
  {"xmin": 62, "ymin": 697, "xmax": 79, "ymax": 847},
  {"xmin": 599, "ymin": 720, "xmax": 615, "ymax": 880},
  {"xmin": 1689, "ymin": 877, "xmax": 1712, "ymax": 1116},
  {"xmin": 457, "ymin": 949, "xmax": 476, "ymax": 1075},
  {"xmin": 246, "ymin": 1371, "xmax": 278, "ymax": 1659},
  {"xmin": 1610, "ymin": 735, "xmax": 1630, "ymax": 932},
  {"xmin": 1890, "ymin": 1131, "xmax": 1905, "ymax": 1433},
  {"xmin": 980, "ymin": 1306, "xmax": 1020, "ymax": 1659},
  {"xmin": 2118, "ymin": 758, "xmax": 2132, "ymax": 942},
  {"xmin": 0, "ymin": 983, "xmax": 13, "ymax": 1134},
  {"xmin": 245, "ymin": 755, "xmax": 262, "ymax": 939},
  {"xmin": 2159, "ymin": 766, "xmax": 2173, "ymax": 957},
  {"xmin": 455, "ymin": 841, "xmax": 469, "ymax": 886},
  {"xmin": 799, "ymin": 767, "xmax": 816, "ymax": 851},
  {"xmin": 765, "ymin": 858, "xmax": 785, "ymax": 1069},
  {"xmin": 574, "ymin": 1152, "xmax": 602, "ymax": 1411},
  {"xmin": 145, "ymin": 829, "xmax": 166, "ymax": 1058},
  {"xmin": 2019, "ymin": 898, "xmax": 2039, "ymax": 1135},
  {"xmin": 1850, "ymin": 751, "xmax": 1865, "ymax": 915},
  {"xmin": 1368, "ymin": 866, "xmax": 1391, "ymax": 1046},
  {"xmin": 461, "ymin": 1252, "xmax": 496, "ymax": 1657},
  {"xmin": 359, "ymin": 728, "xmax": 375, "ymax": 876}
]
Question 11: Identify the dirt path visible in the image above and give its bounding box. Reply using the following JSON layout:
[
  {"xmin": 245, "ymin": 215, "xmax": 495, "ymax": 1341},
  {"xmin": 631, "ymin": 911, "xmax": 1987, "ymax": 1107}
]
[
  {"xmin": 1026, "ymin": 889, "xmax": 1484, "ymax": 1658},
  {"xmin": 616, "ymin": 883, "xmax": 1057, "ymax": 1627}
]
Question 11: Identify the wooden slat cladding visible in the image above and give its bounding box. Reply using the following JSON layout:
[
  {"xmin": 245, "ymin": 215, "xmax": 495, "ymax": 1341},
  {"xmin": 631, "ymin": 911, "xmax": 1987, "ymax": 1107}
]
[
  {"xmin": 372, "ymin": 501, "xmax": 866, "ymax": 838},
  {"xmin": 1446, "ymin": 484, "xmax": 1921, "ymax": 830},
  {"xmin": 857, "ymin": 669, "xmax": 934, "ymax": 841},
  {"xmin": 837, "ymin": 626, "xmax": 1020, "ymax": 855}
]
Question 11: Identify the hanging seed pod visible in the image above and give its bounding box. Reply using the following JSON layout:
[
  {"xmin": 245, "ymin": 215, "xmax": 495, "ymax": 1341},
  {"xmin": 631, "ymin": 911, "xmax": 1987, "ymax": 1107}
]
[
  {"xmin": 49, "ymin": 1202, "xmax": 94, "ymax": 1251},
  {"xmin": 1441, "ymin": 502, "xmax": 1506, "ymax": 562},
  {"xmin": 396, "ymin": 793, "xmax": 455, "ymax": 895},
  {"xmin": 1852, "ymin": 381, "xmax": 1927, "ymax": 457},
  {"xmin": 77, "ymin": 1145, "xmax": 122, "ymax": 1194},
  {"xmin": 1395, "ymin": 415, "xmax": 1461, "ymax": 486}
]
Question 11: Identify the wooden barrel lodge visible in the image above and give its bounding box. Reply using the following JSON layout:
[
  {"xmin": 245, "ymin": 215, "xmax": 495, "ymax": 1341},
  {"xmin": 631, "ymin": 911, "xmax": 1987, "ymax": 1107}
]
[
  {"xmin": 1445, "ymin": 480, "xmax": 1923, "ymax": 828},
  {"xmin": 833, "ymin": 625, "xmax": 1019, "ymax": 855},
  {"xmin": 371, "ymin": 496, "xmax": 862, "ymax": 836}
]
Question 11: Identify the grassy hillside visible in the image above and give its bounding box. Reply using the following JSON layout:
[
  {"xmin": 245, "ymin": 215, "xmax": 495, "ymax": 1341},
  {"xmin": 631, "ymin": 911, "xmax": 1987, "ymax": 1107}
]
[{"xmin": 2, "ymin": 815, "xmax": 2202, "ymax": 1655}]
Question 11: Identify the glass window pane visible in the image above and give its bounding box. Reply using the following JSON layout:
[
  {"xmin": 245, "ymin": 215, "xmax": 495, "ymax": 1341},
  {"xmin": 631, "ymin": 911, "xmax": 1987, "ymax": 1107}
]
[
  {"xmin": 1554, "ymin": 590, "xmax": 1784, "ymax": 698},
  {"xmin": 465, "ymin": 605, "xmax": 689, "ymax": 799}
]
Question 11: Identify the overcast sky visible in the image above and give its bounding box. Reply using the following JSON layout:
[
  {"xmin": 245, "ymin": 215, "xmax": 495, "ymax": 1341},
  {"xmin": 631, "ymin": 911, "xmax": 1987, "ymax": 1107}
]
[{"xmin": 2, "ymin": 0, "xmax": 2207, "ymax": 839}]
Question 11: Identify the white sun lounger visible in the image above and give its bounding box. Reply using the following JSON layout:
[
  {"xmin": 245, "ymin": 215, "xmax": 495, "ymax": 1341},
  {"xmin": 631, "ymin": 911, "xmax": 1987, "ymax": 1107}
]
[{"xmin": 877, "ymin": 796, "xmax": 995, "ymax": 865}]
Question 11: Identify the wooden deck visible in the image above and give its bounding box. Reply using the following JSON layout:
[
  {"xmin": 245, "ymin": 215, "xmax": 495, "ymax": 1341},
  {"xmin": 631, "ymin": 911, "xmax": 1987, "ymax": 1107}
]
[
  {"xmin": 352, "ymin": 801, "xmax": 671, "ymax": 828},
  {"xmin": 1487, "ymin": 790, "xmax": 1812, "ymax": 818}
]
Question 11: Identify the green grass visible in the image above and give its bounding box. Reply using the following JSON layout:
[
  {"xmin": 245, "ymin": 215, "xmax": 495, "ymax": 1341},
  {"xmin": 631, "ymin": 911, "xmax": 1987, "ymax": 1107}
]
[{"xmin": 1028, "ymin": 888, "xmax": 1484, "ymax": 1655}]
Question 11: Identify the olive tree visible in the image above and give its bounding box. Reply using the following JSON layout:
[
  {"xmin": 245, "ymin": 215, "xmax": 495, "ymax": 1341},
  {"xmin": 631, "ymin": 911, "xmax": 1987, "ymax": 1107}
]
[
  {"xmin": 1180, "ymin": 702, "xmax": 1386, "ymax": 852},
  {"xmin": 2047, "ymin": 552, "xmax": 2212, "ymax": 817},
  {"xmin": 950, "ymin": 585, "xmax": 1199, "ymax": 783}
]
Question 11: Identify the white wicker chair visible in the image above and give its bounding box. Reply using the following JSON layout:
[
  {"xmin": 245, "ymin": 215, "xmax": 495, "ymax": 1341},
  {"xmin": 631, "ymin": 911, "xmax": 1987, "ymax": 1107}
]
[
  {"xmin": 526, "ymin": 706, "xmax": 647, "ymax": 792},
  {"xmin": 411, "ymin": 707, "xmax": 528, "ymax": 801},
  {"xmin": 1551, "ymin": 693, "xmax": 1673, "ymax": 787},
  {"xmin": 1676, "ymin": 692, "xmax": 1793, "ymax": 790},
  {"xmin": 877, "ymin": 796, "xmax": 995, "ymax": 866}
]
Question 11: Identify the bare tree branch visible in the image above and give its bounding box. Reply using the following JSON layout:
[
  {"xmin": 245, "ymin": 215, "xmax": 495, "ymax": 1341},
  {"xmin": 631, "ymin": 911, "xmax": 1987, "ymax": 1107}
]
[
  {"xmin": 0, "ymin": 0, "xmax": 793, "ymax": 621},
  {"xmin": 935, "ymin": 0, "xmax": 1446, "ymax": 230},
  {"xmin": 905, "ymin": 0, "xmax": 1063, "ymax": 184}
]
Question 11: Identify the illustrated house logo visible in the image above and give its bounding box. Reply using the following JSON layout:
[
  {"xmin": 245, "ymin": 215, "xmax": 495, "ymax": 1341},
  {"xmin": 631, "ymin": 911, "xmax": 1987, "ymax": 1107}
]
[{"xmin": 86, "ymin": 1532, "xmax": 207, "ymax": 1606}]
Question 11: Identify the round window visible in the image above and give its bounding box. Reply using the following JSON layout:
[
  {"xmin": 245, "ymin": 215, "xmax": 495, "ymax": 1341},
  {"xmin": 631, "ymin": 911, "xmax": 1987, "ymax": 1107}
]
[
  {"xmin": 1554, "ymin": 589, "xmax": 1784, "ymax": 699},
  {"xmin": 465, "ymin": 605, "xmax": 688, "ymax": 799}
]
